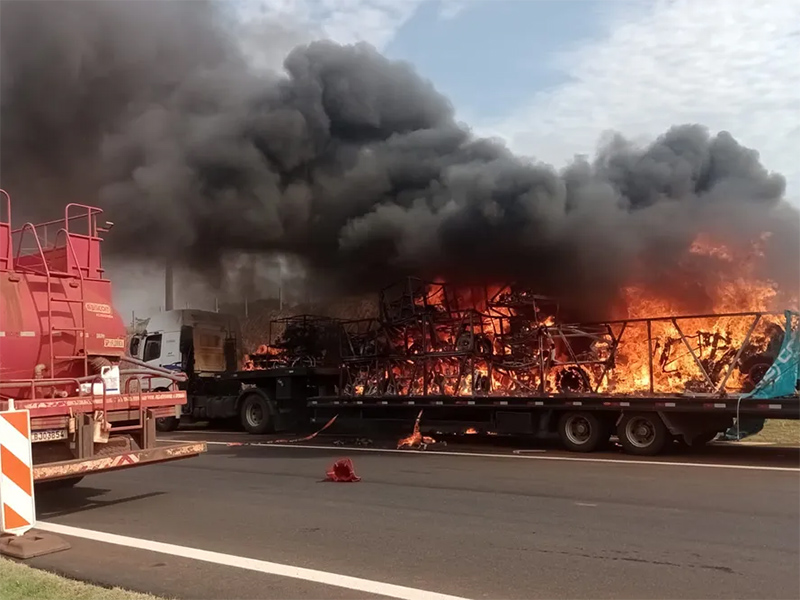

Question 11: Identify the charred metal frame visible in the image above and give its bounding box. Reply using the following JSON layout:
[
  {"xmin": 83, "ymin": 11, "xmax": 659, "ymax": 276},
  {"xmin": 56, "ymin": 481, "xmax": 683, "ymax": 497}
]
[
  {"xmin": 332, "ymin": 278, "xmax": 793, "ymax": 400},
  {"xmin": 251, "ymin": 314, "xmax": 343, "ymax": 369}
]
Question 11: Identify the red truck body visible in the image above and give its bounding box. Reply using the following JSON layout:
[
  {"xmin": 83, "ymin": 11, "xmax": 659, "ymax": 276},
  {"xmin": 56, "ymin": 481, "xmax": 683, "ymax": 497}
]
[{"xmin": 0, "ymin": 189, "xmax": 205, "ymax": 483}]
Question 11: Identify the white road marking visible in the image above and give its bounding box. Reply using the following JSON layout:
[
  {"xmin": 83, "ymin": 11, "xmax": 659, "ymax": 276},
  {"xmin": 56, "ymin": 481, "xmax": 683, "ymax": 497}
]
[
  {"xmin": 170, "ymin": 438, "xmax": 800, "ymax": 472},
  {"xmin": 36, "ymin": 522, "xmax": 470, "ymax": 600},
  {"xmin": 575, "ymin": 502, "xmax": 598, "ymax": 507}
]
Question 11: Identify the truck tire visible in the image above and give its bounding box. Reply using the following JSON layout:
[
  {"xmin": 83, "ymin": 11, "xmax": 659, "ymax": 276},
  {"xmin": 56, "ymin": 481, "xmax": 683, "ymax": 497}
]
[
  {"xmin": 617, "ymin": 413, "xmax": 669, "ymax": 456},
  {"xmin": 240, "ymin": 393, "xmax": 274, "ymax": 434},
  {"xmin": 557, "ymin": 412, "xmax": 611, "ymax": 453},
  {"xmin": 156, "ymin": 416, "xmax": 181, "ymax": 432},
  {"xmin": 153, "ymin": 388, "xmax": 181, "ymax": 432}
]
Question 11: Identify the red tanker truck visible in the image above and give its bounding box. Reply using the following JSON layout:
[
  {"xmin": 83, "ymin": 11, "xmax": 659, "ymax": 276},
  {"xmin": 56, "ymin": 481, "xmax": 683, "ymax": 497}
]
[{"xmin": 0, "ymin": 189, "xmax": 205, "ymax": 489}]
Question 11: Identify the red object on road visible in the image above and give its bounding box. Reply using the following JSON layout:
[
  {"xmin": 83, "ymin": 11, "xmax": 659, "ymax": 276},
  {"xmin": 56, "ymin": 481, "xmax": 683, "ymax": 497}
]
[{"xmin": 326, "ymin": 458, "xmax": 361, "ymax": 482}]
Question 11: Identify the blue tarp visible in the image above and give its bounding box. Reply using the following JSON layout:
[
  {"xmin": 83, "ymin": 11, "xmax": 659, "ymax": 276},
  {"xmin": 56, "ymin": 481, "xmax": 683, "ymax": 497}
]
[{"xmin": 742, "ymin": 310, "xmax": 800, "ymax": 400}]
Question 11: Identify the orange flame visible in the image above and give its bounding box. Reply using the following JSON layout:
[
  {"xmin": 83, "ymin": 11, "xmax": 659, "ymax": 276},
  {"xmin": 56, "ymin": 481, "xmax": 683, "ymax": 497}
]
[{"xmin": 397, "ymin": 410, "xmax": 436, "ymax": 449}]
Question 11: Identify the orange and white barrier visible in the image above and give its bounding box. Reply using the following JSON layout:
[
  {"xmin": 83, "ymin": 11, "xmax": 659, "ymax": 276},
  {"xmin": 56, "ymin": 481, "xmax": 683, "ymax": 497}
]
[{"xmin": 0, "ymin": 401, "xmax": 36, "ymax": 536}]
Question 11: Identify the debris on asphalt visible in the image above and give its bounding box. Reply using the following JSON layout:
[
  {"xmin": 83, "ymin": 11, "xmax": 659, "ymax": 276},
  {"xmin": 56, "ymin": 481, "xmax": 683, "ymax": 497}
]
[
  {"xmin": 397, "ymin": 410, "xmax": 441, "ymax": 450},
  {"xmin": 326, "ymin": 458, "xmax": 361, "ymax": 482},
  {"xmin": 333, "ymin": 438, "xmax": 374, "ymax": 447},
  {"xmin": 226, "ymin": 415, "xmax": 338, "ymax": 447}
]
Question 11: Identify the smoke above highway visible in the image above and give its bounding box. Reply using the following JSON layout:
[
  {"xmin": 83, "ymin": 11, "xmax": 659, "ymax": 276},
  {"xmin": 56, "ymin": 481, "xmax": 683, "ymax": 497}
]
[{"xmin": 2, "ymin": 0, "xmax": 798, "ymax": 318}]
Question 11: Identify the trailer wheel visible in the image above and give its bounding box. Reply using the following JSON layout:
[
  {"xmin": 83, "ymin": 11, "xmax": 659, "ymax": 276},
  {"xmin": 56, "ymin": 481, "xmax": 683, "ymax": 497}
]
[
  {"xmin": 153, "ymin": 388, "xmax": 181, "ymax": 432},
  {"xmin": 240, "ymin": 393, "xmax": 274, "ymax": 434},
  {"xmin": 557, "ymin": 412, "xmax": 611, "ymax": 453},
  {"xmin": 156, "ymin": 416, "xmax": 180, "ymax": 432},
  {"xmin": 617, "ymin": 413, "xmax": 669, "ymax": 456}
]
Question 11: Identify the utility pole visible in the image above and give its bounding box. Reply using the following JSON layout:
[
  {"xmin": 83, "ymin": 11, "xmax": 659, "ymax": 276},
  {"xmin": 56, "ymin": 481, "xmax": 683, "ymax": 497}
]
[
  {"xmin": 278, "ymin": 260, "xmax": 283, "ymax": 311},
  {"xmin": 165, "ymin": 260, "xmax": 174, "ymax": 312}
]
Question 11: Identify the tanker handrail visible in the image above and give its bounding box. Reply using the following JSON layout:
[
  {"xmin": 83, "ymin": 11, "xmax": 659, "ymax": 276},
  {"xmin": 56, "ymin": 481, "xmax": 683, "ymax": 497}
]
[
  {"xmin": 0, "ymin": 189, "xmax": 10, "ymax": 271},
  {"xmin": 12, "ymin": 222, "xmax": 50, "ymax": 274},
  {"xmin": 0, "ymin": 189, "xmax": 10, "ymax": 225},
  {"xmin": 12, "ymin": 221, "xmax": 54, "ymax": 380},
  {"xmin": 53, "ymin": 226, "xmax": 92, "ymax": 277},
  {"xmin": 64, "ymin": 203, "xmax": 103, "ymax": 238},
  {"xmin": 11, "ymin": 204, "xmax": 103, "ymax": 236}
]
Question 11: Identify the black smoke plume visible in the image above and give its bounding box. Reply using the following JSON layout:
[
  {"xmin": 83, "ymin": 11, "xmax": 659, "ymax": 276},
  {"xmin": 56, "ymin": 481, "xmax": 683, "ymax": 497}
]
[{"xmin": 2, "ymin": 0, "xmax": 798, "ymax": 318}]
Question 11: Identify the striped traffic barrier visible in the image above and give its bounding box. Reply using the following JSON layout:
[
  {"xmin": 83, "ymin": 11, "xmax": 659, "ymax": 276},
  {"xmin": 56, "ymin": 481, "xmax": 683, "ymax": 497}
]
[{"xmin": 0, "ymin": 400, "xmax": 36, "ymax": 536}]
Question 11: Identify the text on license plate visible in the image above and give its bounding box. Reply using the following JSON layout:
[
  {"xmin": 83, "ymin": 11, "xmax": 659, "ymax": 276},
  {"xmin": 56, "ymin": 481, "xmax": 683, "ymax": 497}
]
[{"xmin": 31, "ymin": 429, "xmax": 68, "ymax": 443}]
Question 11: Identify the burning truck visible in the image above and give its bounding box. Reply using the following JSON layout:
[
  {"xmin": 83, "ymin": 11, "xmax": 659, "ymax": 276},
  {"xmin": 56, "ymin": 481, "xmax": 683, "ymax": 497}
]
[{"xmin": 134, "ymin": 265, "xmax": 799, "ymax": 456}]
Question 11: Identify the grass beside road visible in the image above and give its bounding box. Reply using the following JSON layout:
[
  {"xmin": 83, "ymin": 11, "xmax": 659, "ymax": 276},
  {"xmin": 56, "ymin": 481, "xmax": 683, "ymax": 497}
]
[
  {"xmin": 0, "ymin": 558, "xmax": 159, "ymax": 600},
  {"xmin": 745, "ymin": 419, "xmax": 800, "ymax": 446}
]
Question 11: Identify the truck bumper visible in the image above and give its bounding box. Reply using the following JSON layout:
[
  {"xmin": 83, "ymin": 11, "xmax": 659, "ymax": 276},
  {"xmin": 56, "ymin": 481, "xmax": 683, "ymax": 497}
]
[{"xmin": 33, "ymin": 441, "xmax": 207, "ymax": 482}]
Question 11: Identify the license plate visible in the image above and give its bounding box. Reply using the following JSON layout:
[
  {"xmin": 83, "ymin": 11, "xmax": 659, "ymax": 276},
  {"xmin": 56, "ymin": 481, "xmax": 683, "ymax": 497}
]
[{"xmin": 31, "ymin": 429, "xmax": 68, "ymax": 443}]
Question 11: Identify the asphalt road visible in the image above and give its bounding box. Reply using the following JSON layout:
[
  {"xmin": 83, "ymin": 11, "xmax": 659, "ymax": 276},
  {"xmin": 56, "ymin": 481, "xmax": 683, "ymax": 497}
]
[{"xmin": 27, "ymin": 437, "xmax": 800, "ymax": 600}]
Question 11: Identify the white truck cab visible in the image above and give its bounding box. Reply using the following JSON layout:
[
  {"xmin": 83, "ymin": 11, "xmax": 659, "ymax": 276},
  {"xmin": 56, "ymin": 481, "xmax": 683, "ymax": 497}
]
[{"xmin": 128, "ymin": 309, "xmax": 241, "ymax": 388}]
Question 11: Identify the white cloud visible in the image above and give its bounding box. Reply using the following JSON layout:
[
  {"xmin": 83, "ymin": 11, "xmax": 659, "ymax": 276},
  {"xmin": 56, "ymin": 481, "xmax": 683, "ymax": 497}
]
[
  {"xmin": 436, "ymin": 0, "xmax": 471, "ymax": 20},
  {"xmin": 237, "ymin": 0, "xmax": 424, "ymax": 54},
  {"xmin": 479, "ymin": 0, "xmax": 800, "ymax": 201}
]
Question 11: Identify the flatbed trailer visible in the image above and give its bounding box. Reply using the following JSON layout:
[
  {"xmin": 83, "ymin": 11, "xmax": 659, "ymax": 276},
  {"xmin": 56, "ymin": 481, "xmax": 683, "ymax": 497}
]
[
  {"xmin": 138, "ymin": 285, "xmax": 799, "ymax": 455},
  {"xmin": 170, "ymin": 356, "xmax": 798, "ymax": 456},
  {"xmin": 295, "ymin": 294, "xmax": 800, "ymax": 455},
  {"xmin": 173, "ymin": 365, "xmax": 341, "ymax": 434},
  {"xmin": 307, "ymin": 390, "xmax": 799, "ymax": 455},
  {"xmin": 155, "ymin": 352, "xmax": 800, "ymax": 456}
]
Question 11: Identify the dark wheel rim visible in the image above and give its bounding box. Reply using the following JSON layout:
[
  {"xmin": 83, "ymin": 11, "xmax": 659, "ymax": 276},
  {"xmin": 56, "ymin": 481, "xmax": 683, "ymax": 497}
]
[
  {"xmin": 625, "ymin": 417, "xmax": 656, "ymax": 448},
  {"xmin": 246, "ymin": 403, "xmax": 264, "ymax": 427},
  {"xmin": 559, "ymin": 368, "xmax": 588, "ymax": 393},
  {"xmin": 564, "ymin": 415, "xmax": 592, "ymax": 445}
]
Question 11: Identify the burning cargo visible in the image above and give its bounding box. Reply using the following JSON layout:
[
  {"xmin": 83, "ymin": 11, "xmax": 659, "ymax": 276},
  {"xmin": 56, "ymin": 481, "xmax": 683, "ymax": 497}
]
[{"xmin": 323, "ymin": 276, "xmax": 794, "ymax": 400}]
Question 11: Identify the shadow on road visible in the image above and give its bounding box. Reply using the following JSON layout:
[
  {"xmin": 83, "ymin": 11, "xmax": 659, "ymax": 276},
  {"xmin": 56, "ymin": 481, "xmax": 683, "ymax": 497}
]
[{"xmin": 35, "ymin": 486, "xmax": 166, "ymax": 519}]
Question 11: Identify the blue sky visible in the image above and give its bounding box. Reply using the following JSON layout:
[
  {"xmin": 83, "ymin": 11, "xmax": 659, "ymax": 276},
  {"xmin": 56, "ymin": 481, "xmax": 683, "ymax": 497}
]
[{"xmin": 384, "ymin": 0, "xmax": 612, "ymax": 120}]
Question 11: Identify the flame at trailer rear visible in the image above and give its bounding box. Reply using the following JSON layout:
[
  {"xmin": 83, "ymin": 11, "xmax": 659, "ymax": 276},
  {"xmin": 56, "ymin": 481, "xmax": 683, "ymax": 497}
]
[{"xmin": 604, "ymin": 232, "xmax": 792, "ymax": 395}]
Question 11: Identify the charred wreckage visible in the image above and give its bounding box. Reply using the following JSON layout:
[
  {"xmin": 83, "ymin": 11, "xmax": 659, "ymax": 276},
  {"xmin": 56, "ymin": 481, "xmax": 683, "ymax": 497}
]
[
  {"xmin": 231, "ymin": 277, "xmax": 799, "ymax": 455},
  {"xmin": 159, "ymin": 278, "xmax": 800, "ymax": 455},
  {"xmin": 253, "ymin": 277, "xmax": 791, "ymax": 400}
]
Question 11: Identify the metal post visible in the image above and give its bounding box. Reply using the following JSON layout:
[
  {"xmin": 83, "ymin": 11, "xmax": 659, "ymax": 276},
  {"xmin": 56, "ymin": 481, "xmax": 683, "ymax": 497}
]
[
  {"xmin": 647, "ymin": 320, "xmax": 654, "ymax": 394},
  {"xmin": 716, "ymin": 315, "xmax": 761, "ymax": 393},
  {"xmin": 671, "ymin": 318, "xmax": 715, "ymax": 388},
  {"xmin": 277, "ymin": 261, "xmax": 284, "ymax": 311},
  {"xmin": 165, "ymin": 260, "xmax": 174, "ymax": 312}
]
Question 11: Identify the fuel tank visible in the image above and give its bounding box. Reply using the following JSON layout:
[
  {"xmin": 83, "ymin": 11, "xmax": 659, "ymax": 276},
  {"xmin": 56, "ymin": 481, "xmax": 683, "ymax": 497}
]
[{"xmin": 0, "ymin": 193, "xmax": 128, "ymax": 399}]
